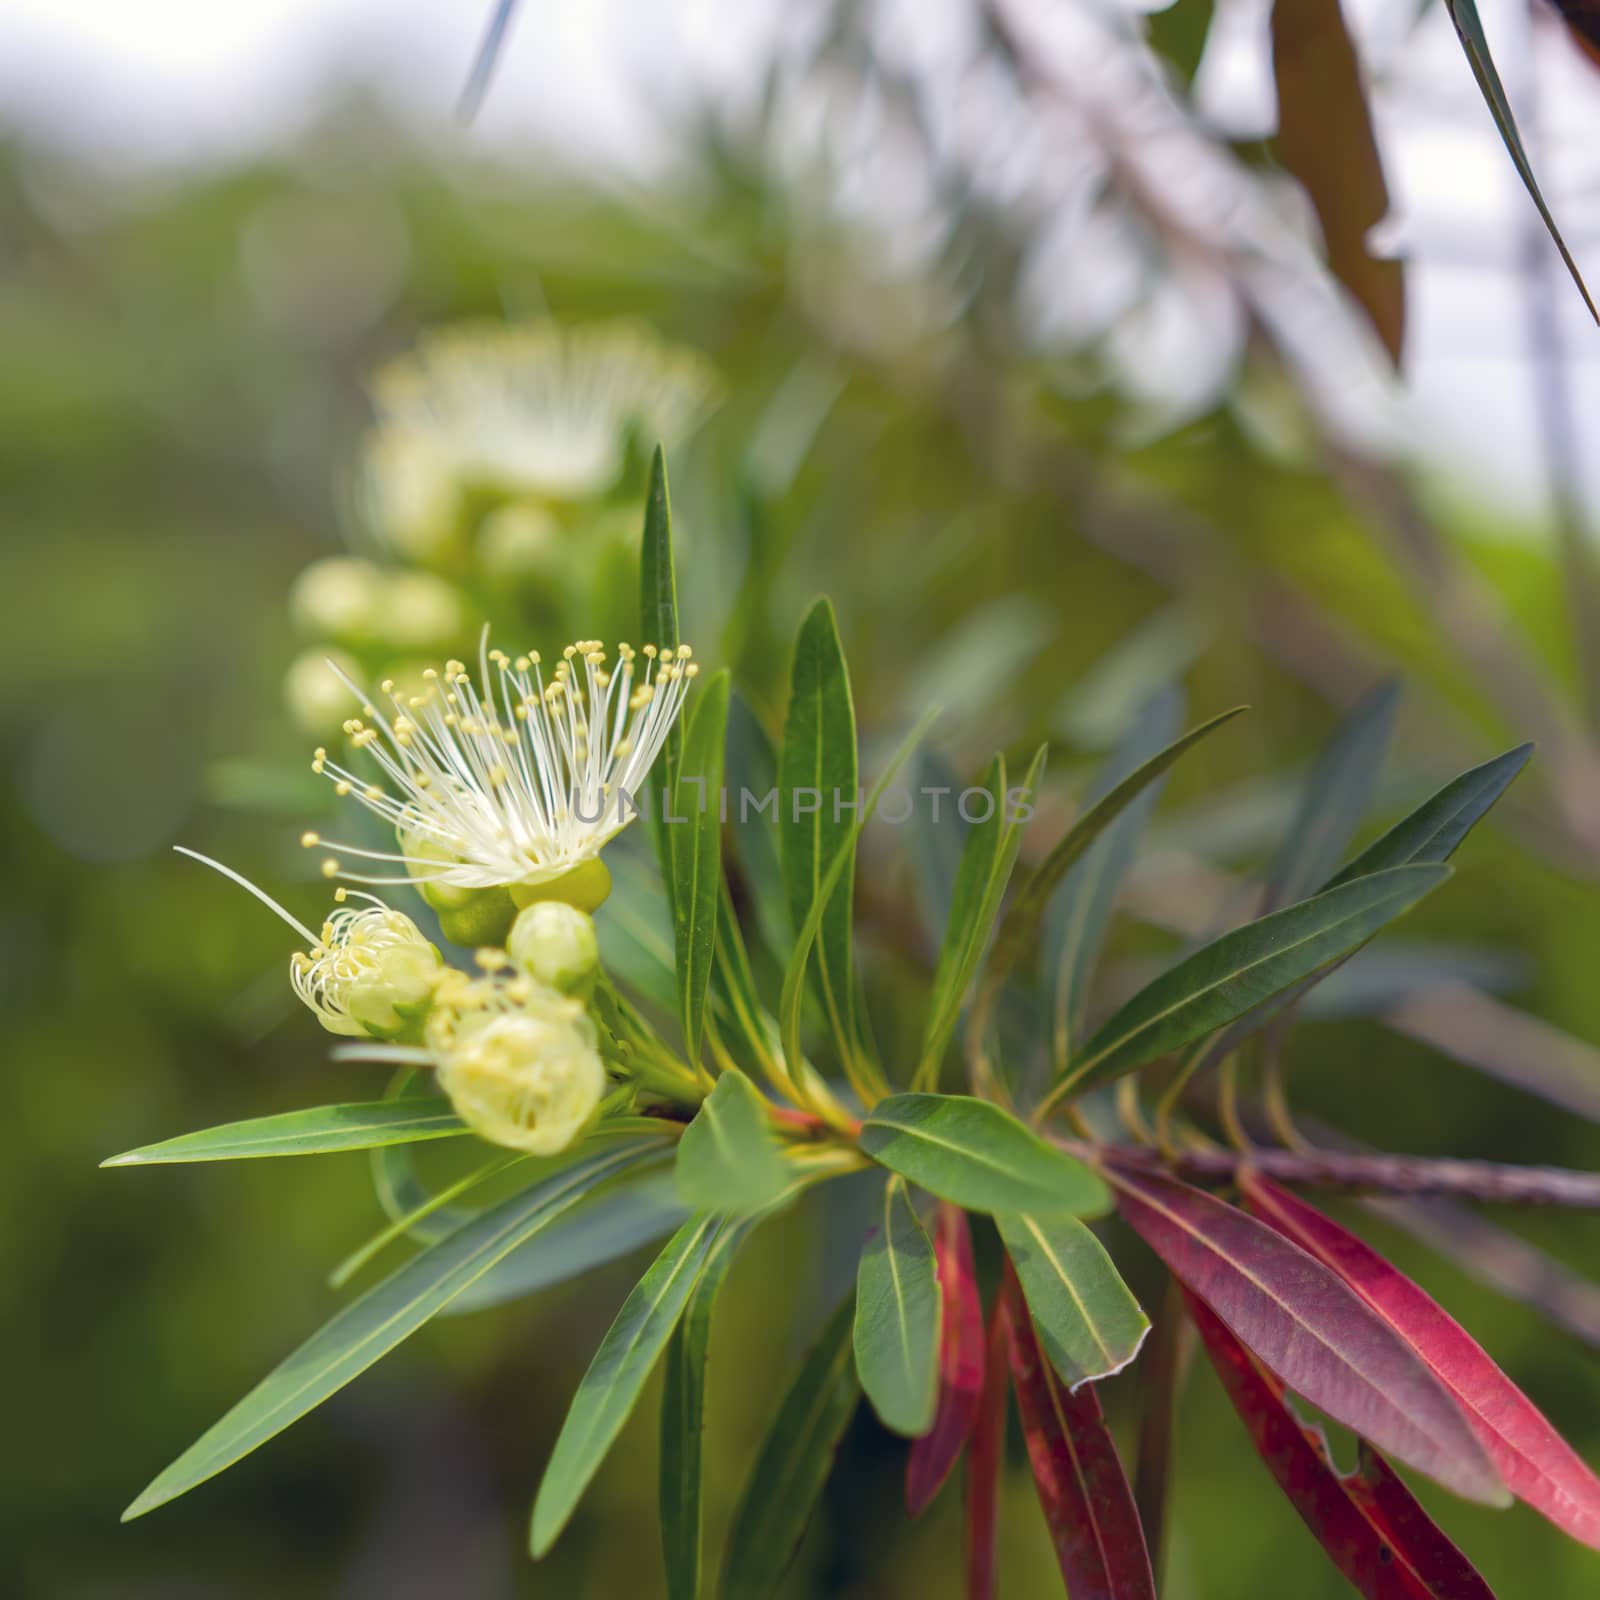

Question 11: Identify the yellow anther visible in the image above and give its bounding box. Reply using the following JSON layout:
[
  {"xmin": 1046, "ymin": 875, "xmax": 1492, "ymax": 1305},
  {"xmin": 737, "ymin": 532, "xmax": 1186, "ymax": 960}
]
[
  {"xmin": 321, "ymin": 858, "xmax": 341, "ymax": 878},
  {"xmin": 301, "ymin": 831, "xmax": 320, "ymax": 848}
]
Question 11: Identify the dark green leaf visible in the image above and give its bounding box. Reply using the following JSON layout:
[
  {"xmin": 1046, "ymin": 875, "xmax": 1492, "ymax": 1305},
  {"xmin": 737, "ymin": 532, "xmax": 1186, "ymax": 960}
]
[
  {"xmin": 859, "ymin": 1094, "xmax": 1109, "ymax": 1217},
  {"xmin": 995, "ymin": 1212, "xmax": 1149, "ymax": 1387},
  {"xmin": 640, "ymin": 447, "xmax": 683, "ymax": 894},
  {"xmin": 721, "ymin": 1290, "xmax": 860, "ymax": 1600},
  {"xmin": 674, "ymin": 668, "xmax": 731, "ymax": 1061},
  {"xmin": 855, "ymin": 1177, "xmax": 942, "ymax": 1436},
  {"xmin": 676, "ymin": 1069, "xmax": 790, "ymax": 1216},
  {"xmin": 531, "ymin": 1212, "xmax": 722, "ymax": 1557},
  {"xmin": 102, "ymin": 1099, "xmax": 465, "ymax": 1166},
  {"xmin": 124, "ymin": 1140, "xmax": 664, "ymax": 1519},
  {"xmin": 726, "ymin": 692, "xmax": 789, "ymax": 965}
]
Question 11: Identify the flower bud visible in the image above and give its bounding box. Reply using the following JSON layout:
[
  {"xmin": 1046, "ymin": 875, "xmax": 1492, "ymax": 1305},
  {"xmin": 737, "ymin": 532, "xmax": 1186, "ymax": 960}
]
[
  {"xmin": 477, "ymin": 502, "xmax": 564, "ymax": 585},
  {"xmin": 284, "ymin": 647, "xmax": 359, "ymax": 738},
  {"xmin": 508, "ymin": 901, "xmax": 599, "ymax": 997},
  {"xmin": 379, "ymin": 571, "xmax": 464, "ymax": 652},
  {"xmin": 428, "ymin": 976, "xmax": 605, "ymax": 1155},
  {"xmin": 359, "ymin": 427, "xmax": 461, "ymax": 566},
  {"xmin": 291, "ymin": 902, "xmax": 442, "ymax": 1041},
  {"xmin": 289, "ymin": 556, "xmax": 385, "ymax": 644}
]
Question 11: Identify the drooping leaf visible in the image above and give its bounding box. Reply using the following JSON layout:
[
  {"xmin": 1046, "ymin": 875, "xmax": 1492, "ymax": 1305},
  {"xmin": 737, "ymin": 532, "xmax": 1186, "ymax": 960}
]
[
  {"xmin": 1056, "ymin": 864, "xmax": 1450, "ymax": 1101},
  {"xmin": 721, "ymin": 1290, "xmax": 860, "ymax": 1600},
  {"xmin": 995, "ymin": 1211, "xmax": 1149, "ymax": 1388},
  {"xmin": 1106, "ymin": 1163, "xmax": 1506, "ymax": 1505},
  {"xmin": 124, "ymin": 1140, "xmax": 665, "ymax": 1519},
  {"xmin": 855, "ymin": 1177, "xmax": 942, "ymax": 1437},
  {"xmin": 1263, "ymin": 679, "xmax": 1398, "ymax": 912},
  {"xmin": 531, "ymin": 1212, "xmax": 722, "ymax": 1556},
  {"xmin": 1442, "ymin": 0, "xmax": 1598, "ymax": 322},
  {"xmin": 1325, "ymin": 744, "xmax": 1533, "ymax": 889},
  {"xmin": 859, "ymin": 1094, "xmax": 1109, "ymax": 1218},
  {"xmin": 661, "ymin": 1219, "xmax": 750, "ymax": 1600},
  {"xmin": 675, "ymin": 1069, "xmax": 790, "ymax": 1217},
  {"xmin": 640, "ymin": 446, "xmax": 683, "ymax": 894},
  {"xmin": 1186, "ymin": 1288, "xmax": 1496, "ymax": 1599},
  {"xmin": 907, "ymin": 1204, "xmax": 986, "ymax": 1516},
  {"xmin": 1271, "ymin": 2, "xmax": 1404, "ymax": 361},
  {"xmin": 779, "ymin": 597, "xmax": 861, "ymax": 1063},
  {"xmin": 672, "ymin": 669, "xmax": 731, "ymax": 1062},
  {"xmin": 446, "ymin": 1166, "xmax": 688, "ymax": 1315},
  {"xmin": 1240, "ymin": 1170, "xmax": 1600, "ymax": 1550},
  {"xmin": 1046, "ymin": 687, "xmax": 1183, "ymax": 1064},
  {"xmin": 965, "ymin": 1295, "xmax": 1009, "ymax": 1600},
  {"xmin": 1001, "ymin": 1273, "xmax": 1156, "ymax": 1600},
  {"xmin": 102, "ymin": 1099, "xmax": 466, "ymax": 1165}
]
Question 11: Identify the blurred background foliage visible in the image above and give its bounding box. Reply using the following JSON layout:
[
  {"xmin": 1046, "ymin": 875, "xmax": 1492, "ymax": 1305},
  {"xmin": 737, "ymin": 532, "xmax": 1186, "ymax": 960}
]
[{"xmin": 5, "ymin": 2, "xmax": 1600, "ymax": 1594}]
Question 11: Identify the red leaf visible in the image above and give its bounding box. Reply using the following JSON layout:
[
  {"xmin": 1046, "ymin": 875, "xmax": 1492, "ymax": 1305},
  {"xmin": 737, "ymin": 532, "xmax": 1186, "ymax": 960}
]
[
  {"xmin": 1185, "ymin": 1288, "xmax": 1495, "ymax": 1600},
  {"xmin": 965, "ymin": 1292, "xmax": 1008, "ymax": 1600},
  {"xmin": 1002, "ymin": 1271, "xmax": 1155, "ymax": 1600},
  {"xmin": 1106, "ymin": 1163, "xmax": 1505, "ymax": 1505},
  {"xmin": 908, "ymin": 1203, "xmax": 987, "ymax": 1516},
  {"xmin": 1241, "ymin": 1169, "xmax": 1600, "ymax": 1551}
]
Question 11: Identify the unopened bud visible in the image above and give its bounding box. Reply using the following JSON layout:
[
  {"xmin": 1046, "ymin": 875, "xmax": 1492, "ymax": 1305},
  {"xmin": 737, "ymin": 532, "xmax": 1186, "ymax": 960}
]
[
  {"xmin": 477, "ymin": 502, "xmax": 564, "ymax": 585},
  {"xmin": 284, "ymin": 648, "xmax": 359, "ymax": 738},
  {"xmin": 289, "ymin": 556, "xmax": 385, "ymax": 644},
  {"xmin": 379, "ymin": 571, "xmax": 464, "ymax": 652},
  {"xmin": 359, "ymin": 427, "xmax": 461, "ymax": 566},
  {"xmin": 508, "ymin": 901, "xmax": 599, "ymax": 997}
]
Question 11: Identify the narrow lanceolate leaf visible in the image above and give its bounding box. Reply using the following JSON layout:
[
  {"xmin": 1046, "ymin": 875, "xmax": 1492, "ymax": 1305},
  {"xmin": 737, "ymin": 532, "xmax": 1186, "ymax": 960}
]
[
  {"xmin": 995, "ymin": 1212, "xmax": 1149, "ymax": 1389},
  {"xmin": 1059, "ymin": 864, "xmax": 1450, "ymax": 1100},
  {"xmin": 779, "ymin": 597, "xmax": 860, "ymax": 1062},
  {"xmin": 725, "ymin": 690, "xmax": 789, "ymax": 964},
  {"xmin": 102, "ymin": 1099, "xmax": 465, "ymax": 1165},
  {"xmin": 673, "ymin": 669, "xmax": 730, "ymax": 1062},
  {"xmin": 640, "ymin": 447, "xmax": 683, "ymax": 893},
  {"xmin": 1443, "ymin": 0, "xmax": 1597, "ymax": 323},
  {"xmin": 531, "ymin": 1212, "xmax": 722, "ymax": 1557},
  {"xmin": 1325, "ymin": 744, "xmax": 1533, "ymax": 890},
  {"xmin": 124, "ymin": 1141, "xmax": 663, "ymax": 1519},
  {"xmin": 1263, "ymin": 679, "xmax": 1398, "ymax": 913},
  {"xmin": 661, "ymin": 1220, "xmax": 750, "ymax": 1600},
  {"xmin": 722, "ymin": 1291, "xmax": 861, "ymax": 1600},
  {"xmin": 1240, "ymin": 1170, "xmax": 1600, "ymax": 1551},
  {"xmin": 856, "ymin": 1178, "xmax": 942, "ymax": 1437},
  {"xmin": 860, "ymin": 1094, "xmax": 1109, "ymax": 1219},
  {"xmin": 966, "ymin": 1297, "xmax": 1009, "ymax": 1600},
  {"xmin": 675, "ymin": 1069, "xmax": 789, "ymax": 1217},
  {"xmin": 1106, "ymin": 1164, "xmax": 1506, "ymax": 1506},
  {"xmin": 1002, "ymin": 1274, "xmax": 1156, "ymax": 1600},
  {"xmin": 1185, "ymin": 1290, "xmax": 1496, "ymax": 1600},
  {"xmin": 1047, "ymin": 687, "xmax": 1182, "ymax": 1064},
  {"xmin": 907, "ymin": 1204, "xmax": 985, "ymax": 1516}
]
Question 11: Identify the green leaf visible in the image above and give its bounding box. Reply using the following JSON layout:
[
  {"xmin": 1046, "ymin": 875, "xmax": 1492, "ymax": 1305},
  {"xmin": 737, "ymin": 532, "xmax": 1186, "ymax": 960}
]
[
  {"xmin": 778, "ymin": 708, "xmax": 940, "ymax": 1094},
  {"xmin": 859, "ymin": 1094, "xmax": 1110, "ymax": 1217},
  {"xmin": 661, "ymin": 1221, "xmax": 750, "ymax": 1600},
  {"xmin": 123, "ymin": 1140, "xmax": 664, "ymax": 1519},
  {"xmin": 721, "ymin": 1290, "xmax": 860, "ymax": 1600},
  {"xmin": 995, "ymin": 1212, "xmax": 1149, "ymax": 1388},
  {"xmin": 915, "ymin": 748, "xmax": 1047, "ymax": 1086},
  {"xmin": 1443, "ymin": 0, "xmax": 1597, "ymax": 323},
  {"xmin": 1047, "ymin": 687, "xmax": 1183, "ymax": 1063},
  {"xmin": 1262, "ymin": 679, "xmax": 1397, "ymax": 911},
  {"xmin": 725, "ymin": 691, "xmax": 789, "ymax": 965},
  {"xmin": 904, "ymin": 745, "xmax": 967, "ymax": 948},
  {"xmin": 779, "ymin": 597, "xmax": 860, "ymax": 1064},
  {"xmin": 1058, "ymin": 863, "xmax": 1451, "ymax": 1100},
  {"xmin": 102, "ymin": 1099, "xmax": 466, "ymax": 1166},
  {"xmin": 597, "ymin": 840, "xmax": 679, "ymax": 1015},
  {"xmin": 674, "ymin": 668, "xmax": 731, "ymax": 1061},
  {"xmin": 640, "ymin": 446, "xmax": 683, "ymax": 894},
  {"xmin": 855, "ymin": 1177, "xmax": 942, "ymax": 1436},
  {"xmin": 1324, "ymin": 743, "xmax": 1533, "ymax": 889},
  {"xmin": 982, "ymin": 708, "xmax": 1246, "ymax": 1010},
  {"xmin": 675, "ymin": 1069, "xmax": 790, "ymax": 1216},
  {"xmin": 531, "ymin": 1213, "xmax": 722, "ymax": 1557}
]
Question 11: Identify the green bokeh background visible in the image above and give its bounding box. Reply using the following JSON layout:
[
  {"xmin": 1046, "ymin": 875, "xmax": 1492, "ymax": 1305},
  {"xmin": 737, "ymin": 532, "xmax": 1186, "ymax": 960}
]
[{"xmin": 4, "ymin": 104, "xmax": 1599, "ymax": 1598}]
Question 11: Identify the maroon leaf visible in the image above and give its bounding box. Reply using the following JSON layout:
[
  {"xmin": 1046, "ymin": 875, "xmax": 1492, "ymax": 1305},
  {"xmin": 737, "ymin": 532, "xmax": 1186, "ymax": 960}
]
[
  {"xmin": 1241, "ymin": 1169, "xmax": 1600, "ymax": 1550},
  {"xmin": 1185, "ymin": 1288, "xmax": 1496, "ymax": 1600},
  {"xmin": 1002, "ymin": 1271, "xmax": 1155, "ymax": 1600},
  {"xmin": 908, "ymin": 1203, "xmax": 987, "ymax": 1516},
  {"xmin": 1106, "ymin": 1163, "xmax": 1506, "ymax": 1505},
  {"xmin": 965, "ymin": 1293, "xmax": 1008, "ymax": 1600}
]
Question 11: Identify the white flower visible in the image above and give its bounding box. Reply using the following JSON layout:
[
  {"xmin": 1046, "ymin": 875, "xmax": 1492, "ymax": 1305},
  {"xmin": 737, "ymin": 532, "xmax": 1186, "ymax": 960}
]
[
  {"xmin": 306, "ymin": 636, "xmax": 697, "ymax": 894},
  {"xmin": 290, "ymin": 895, "xmax": 442, "ymax": 1039},
  {"xmin": 366, "ymin": 321, "xmax": 720, "ymax": 502},
  {"xmin": 426, "ymin": 969, "xmax": 606, "ymax": 1155}
]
